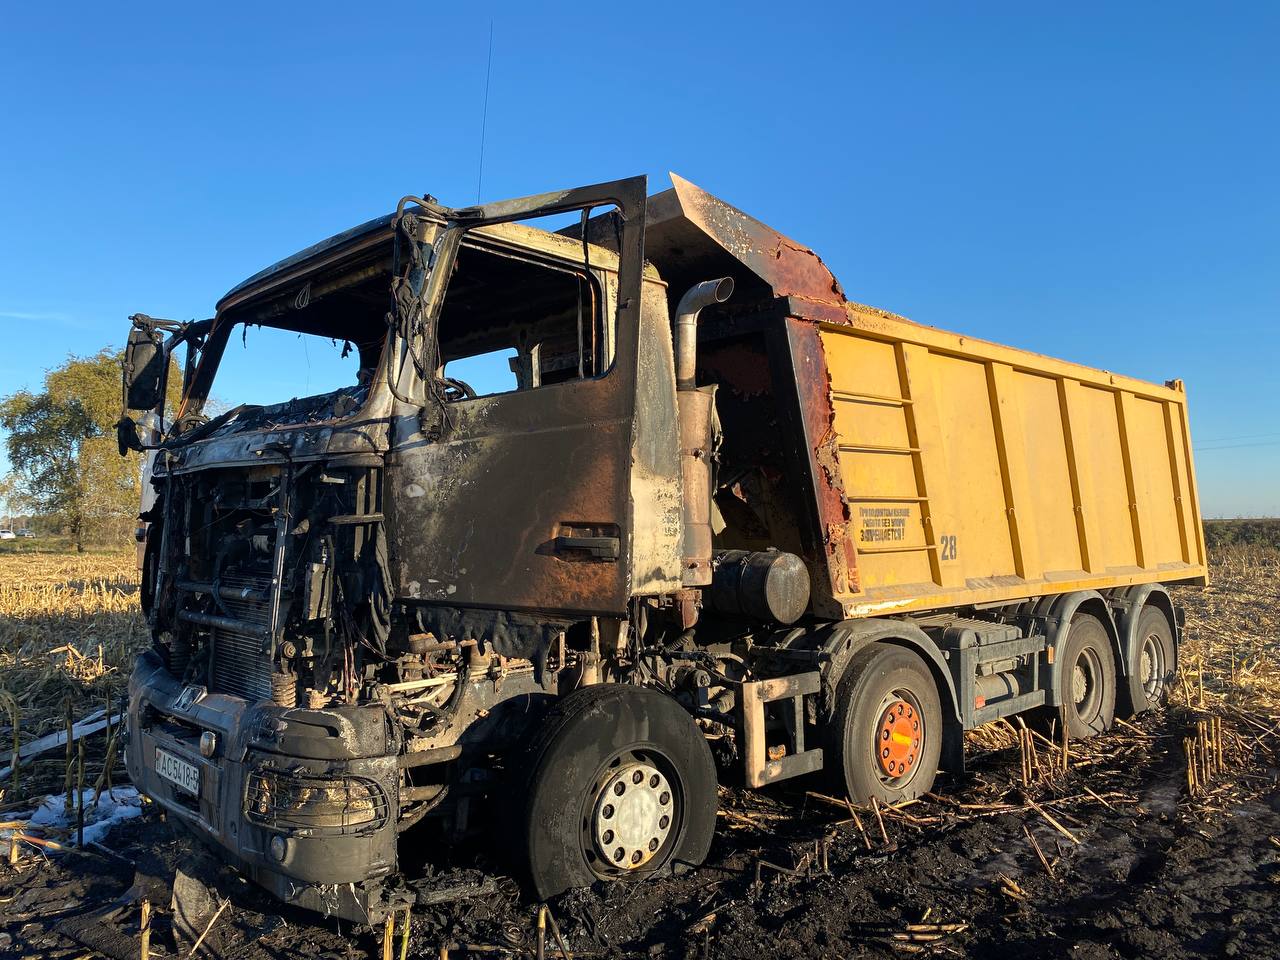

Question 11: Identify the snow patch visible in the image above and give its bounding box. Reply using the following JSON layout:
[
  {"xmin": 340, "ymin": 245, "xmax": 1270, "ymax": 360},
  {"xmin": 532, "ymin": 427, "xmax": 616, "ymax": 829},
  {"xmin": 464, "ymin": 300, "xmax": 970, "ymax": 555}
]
[{"xmin": 3, "ymin": 787, "xmax": 143, "ymax": 847}]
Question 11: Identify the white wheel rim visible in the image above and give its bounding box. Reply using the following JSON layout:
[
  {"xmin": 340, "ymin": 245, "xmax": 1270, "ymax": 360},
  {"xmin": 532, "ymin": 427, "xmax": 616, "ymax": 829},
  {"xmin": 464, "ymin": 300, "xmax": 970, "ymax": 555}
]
[{"xmin": 591, "ymin": 761, "xmax": 673, "ymax": 870}]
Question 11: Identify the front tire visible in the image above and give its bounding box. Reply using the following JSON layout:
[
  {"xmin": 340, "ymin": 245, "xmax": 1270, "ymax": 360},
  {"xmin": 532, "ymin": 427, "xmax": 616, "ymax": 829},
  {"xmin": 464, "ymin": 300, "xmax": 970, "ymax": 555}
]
[
  {"xmin": 827, "ymin": 643, "xmax": 943, "ymax": 805},
  {"xmin": 518, "ymin": 685, "xmax": 717, "ymax": 900}
]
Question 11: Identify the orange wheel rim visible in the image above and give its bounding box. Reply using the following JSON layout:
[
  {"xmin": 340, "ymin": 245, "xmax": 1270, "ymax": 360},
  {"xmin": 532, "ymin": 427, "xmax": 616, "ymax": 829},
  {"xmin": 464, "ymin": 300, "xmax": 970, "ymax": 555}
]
[{"xmin": 875, "ymin": 698, "xmax": 922, "ymax": 778}]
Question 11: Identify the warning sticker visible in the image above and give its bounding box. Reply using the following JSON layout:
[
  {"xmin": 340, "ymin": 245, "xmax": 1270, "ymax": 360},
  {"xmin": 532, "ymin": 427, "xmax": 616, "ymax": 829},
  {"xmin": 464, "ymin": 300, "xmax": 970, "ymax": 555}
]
[{"xmin": 858, "ymin": 506, "xmax": 910, "ymax": 544}]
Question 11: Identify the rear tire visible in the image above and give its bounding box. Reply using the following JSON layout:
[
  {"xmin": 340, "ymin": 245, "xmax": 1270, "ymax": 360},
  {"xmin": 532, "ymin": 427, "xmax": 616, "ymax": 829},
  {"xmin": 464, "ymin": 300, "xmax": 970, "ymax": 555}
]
[
  {"xmin": 1121, "ymin": 606, "xmax": 1176, "ymax": 716},
  {"xmin": 827, "ymin": 643, "xmax": 943, "ymax": 805},
  {"xmin": 517, "ymin": 685, "xmax": 717, "ymax": 900},
  {"xmin": 1059, "ymin": 613, "xmax": 1116, "ymax": 739}
]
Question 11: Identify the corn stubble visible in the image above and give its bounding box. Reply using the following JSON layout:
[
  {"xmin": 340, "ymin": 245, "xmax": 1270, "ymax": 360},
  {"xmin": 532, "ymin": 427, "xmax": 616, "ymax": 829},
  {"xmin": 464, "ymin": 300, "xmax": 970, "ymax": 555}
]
[
  {"xmin": 1, "ymin": 535, "xmax": 1279, "ymax": 809},
  {"xmin": 0, "ymin": 551, "xmax": 143, "ymax": 803}
]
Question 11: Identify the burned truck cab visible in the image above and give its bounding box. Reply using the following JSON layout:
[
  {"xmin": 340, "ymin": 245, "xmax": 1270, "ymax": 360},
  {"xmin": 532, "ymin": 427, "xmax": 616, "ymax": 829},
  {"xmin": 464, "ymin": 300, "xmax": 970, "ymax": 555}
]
[{"xmin": 120, "ymin": 176, "xmax": 720, "ymax": 919}]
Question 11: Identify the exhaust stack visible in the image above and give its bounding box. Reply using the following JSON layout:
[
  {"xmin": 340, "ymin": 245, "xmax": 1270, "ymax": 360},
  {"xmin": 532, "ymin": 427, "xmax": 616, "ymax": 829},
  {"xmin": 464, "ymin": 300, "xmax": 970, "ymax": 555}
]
[
  {"xmin": 675, "ymin": 277, "xmax": 733, "ymax": 586},
  {"xmin": 675, "ymin": 277, "xmax": 734, "ymax": 390}
]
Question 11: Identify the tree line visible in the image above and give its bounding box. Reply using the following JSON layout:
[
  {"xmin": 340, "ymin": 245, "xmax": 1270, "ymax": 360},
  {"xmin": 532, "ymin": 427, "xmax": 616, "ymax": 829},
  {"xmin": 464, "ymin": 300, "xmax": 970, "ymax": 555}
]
[{"xmin": 0, "ymin": 347, "xmax": 179, "ymax": 551}]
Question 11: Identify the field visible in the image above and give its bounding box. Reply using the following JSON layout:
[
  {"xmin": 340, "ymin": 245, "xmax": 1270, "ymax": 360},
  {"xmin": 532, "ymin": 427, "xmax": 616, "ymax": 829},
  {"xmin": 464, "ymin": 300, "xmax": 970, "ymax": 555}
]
[{"xmin": 2, "ymin": 525, "xmax": 1279, "ymax": 958}]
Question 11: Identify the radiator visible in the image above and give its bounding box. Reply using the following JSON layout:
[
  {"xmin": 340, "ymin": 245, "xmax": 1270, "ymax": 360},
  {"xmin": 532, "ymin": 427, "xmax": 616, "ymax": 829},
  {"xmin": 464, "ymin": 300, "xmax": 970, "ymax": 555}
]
[{"xmin": 209, "ymin": 574, "xmax": 274, "ymax": 703}]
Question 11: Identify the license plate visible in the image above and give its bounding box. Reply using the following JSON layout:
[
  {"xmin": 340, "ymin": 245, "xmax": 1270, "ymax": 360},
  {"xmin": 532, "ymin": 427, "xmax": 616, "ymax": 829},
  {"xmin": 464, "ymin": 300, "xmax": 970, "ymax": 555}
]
[{"xmin": 155, "ymin": 747, "xmax": 200, "ymax": 796}]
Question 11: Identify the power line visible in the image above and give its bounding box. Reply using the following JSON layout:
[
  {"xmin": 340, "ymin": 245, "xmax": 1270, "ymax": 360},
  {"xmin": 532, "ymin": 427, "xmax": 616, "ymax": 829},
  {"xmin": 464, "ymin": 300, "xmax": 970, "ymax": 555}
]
[
  {"xmin": 1196, "ymin": 440, "xmax": 1280, "ymax": 453},
  {"xmin": 1192, "ymin": 435, "xmax": 1280, "ymax": 450},
  {"xmin": 475, "ymin": 20, "xmax": 494, "ymax": 204}
]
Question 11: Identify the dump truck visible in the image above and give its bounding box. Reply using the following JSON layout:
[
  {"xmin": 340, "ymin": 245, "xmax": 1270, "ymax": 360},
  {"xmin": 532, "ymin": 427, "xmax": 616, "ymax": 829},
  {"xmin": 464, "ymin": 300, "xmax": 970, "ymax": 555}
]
[{"xmin": 117, "ymin": 174, "xmax": 1207, "ymax": 921}]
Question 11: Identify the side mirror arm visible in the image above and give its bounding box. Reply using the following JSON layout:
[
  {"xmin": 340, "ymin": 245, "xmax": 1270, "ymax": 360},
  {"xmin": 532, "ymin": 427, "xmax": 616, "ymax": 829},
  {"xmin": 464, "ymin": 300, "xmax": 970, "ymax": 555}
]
[
  {"xmin": 116, "ymin": 415, "xmax": 144, "ymax": 456},
  {"xmin": 118, "ymin": 315, "xmax": 213, "ymax": 456}
]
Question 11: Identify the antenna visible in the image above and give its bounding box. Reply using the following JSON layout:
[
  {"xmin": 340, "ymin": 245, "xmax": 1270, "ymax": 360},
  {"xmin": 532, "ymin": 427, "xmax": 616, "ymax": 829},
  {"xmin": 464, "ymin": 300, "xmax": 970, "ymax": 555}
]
[{"xmin": 476, "ymin": 20, "xmax": 494, "ymax": 204}]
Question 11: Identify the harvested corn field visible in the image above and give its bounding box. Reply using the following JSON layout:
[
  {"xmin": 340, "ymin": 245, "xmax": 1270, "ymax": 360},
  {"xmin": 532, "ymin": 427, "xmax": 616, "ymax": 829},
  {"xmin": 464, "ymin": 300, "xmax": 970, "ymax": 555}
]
[{"xmin": 3, "ymin": 532, "xmax": 1280, "ymax": 958}]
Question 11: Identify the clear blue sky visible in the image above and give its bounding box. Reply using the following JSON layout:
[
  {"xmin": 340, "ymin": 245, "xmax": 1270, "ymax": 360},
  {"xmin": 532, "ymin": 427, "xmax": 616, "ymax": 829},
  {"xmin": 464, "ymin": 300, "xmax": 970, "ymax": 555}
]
[{"xmin": 1, "ymin": 2, "xmax": 1276, "ymax": 517}]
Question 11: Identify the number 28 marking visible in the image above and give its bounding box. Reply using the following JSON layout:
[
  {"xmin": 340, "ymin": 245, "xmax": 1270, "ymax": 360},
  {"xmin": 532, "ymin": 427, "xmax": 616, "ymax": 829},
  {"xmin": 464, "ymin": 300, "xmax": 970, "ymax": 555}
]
[{"xmin": 940, "ymin": 535, "xmax": 958, "ymax": 561}]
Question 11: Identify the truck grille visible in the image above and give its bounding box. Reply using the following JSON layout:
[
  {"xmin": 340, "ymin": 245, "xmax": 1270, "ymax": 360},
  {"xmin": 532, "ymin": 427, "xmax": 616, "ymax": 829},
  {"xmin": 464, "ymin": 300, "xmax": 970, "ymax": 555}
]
[{"xmin": 209, "ymin": 574, "xmax": 273, "ymax": 703}]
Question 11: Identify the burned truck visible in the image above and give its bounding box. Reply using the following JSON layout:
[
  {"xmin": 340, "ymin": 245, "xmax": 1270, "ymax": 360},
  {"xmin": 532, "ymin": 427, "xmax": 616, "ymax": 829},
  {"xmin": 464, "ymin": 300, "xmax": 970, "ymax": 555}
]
[{"xmin": 118, "ymin": 174, "xmax": 1207, "ymax": 920}]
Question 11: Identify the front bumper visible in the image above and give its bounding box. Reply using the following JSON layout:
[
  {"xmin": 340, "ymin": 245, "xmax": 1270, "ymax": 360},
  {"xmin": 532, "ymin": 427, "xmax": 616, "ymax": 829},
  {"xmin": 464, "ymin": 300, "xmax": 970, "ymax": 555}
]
[{"xmin": 124, "ymin": 650, "xmax": 403, "ymax": 921}]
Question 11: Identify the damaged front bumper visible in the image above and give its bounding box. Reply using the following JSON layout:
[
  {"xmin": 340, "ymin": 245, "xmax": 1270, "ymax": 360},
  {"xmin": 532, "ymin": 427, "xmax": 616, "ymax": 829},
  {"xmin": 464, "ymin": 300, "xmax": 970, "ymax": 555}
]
[{"xmin": 124, "ymin": 650, "xmax": 404, "ymax": 922}]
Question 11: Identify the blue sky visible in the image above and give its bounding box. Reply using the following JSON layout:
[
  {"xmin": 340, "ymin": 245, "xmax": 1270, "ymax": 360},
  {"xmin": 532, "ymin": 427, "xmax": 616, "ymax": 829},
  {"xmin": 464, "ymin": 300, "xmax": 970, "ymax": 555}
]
[{"xmin": 1, "ymin": 2, "xmax": 1277, "ymax": 517}]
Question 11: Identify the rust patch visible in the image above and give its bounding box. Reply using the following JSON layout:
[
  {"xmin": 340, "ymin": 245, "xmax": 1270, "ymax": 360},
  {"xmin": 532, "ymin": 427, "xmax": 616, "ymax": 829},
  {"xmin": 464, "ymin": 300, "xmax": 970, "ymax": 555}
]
[
  {"xmin": 660, "ymin": 174, "xmax": 848, "ymax": 307},
  {"xmin": 783, "ymin": 319, "xmax": 859, "ymax": 603}
]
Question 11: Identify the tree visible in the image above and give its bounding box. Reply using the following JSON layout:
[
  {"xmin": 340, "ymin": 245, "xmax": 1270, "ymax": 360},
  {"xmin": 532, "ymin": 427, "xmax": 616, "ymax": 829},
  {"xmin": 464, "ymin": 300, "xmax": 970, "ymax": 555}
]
[{"xmin": 0, "ymin": 347, "xmax": 179, "ymax": 551}]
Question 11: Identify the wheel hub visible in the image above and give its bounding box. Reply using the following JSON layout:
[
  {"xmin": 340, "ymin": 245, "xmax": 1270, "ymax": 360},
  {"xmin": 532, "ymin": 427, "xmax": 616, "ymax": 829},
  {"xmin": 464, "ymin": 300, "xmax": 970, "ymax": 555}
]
[
  {"xmin": 591, "ymin": 761, "xmax": 673, "ymax": 870},
  {"xmin": 875, "ymin": 698, "xmax": 921, "ymax": 778},
  {"xmin": 1072, "ymin": 647, "xmax": 1100, "ymax": 714},
  {"xmin": 1073, "ymin": 663, "xmax": 1089, "ymax": 704}
]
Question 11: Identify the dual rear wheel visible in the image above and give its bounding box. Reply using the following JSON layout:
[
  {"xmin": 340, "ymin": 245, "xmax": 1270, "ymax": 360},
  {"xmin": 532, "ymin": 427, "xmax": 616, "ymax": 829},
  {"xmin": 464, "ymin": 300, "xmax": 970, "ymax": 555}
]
[
  {"xmin": 1123, "ymin": 606, "xmax": 1177, "ymax": 715},
  {"xmin": 1050, "ymin": 606, "xmax": 1176, "ymax": 738}
]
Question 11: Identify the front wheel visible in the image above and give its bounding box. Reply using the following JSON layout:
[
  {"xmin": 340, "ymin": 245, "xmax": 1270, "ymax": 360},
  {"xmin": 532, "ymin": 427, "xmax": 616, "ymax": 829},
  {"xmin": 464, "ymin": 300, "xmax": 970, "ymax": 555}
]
[
  {"xmin": 827, "ymin": 643, "xmax": 943, "ymax": 805},
  {"xmin": 517, "ymin": 685, "xmax": 718, "ymax": 900}
]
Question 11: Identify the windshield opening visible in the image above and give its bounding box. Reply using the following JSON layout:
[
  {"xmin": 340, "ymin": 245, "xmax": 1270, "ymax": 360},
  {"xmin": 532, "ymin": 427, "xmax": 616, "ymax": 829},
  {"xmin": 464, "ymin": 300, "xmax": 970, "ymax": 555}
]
[{"xmin": 185, "ymin": 253, "xmax": 392, "ymax": 426}]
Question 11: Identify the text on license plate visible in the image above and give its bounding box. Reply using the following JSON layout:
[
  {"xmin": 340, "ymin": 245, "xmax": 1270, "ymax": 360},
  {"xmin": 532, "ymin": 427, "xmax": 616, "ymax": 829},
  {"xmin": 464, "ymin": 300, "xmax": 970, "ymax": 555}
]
[{"xmin": 155, "ymin": 747, "xmax": 200, "ymax": 796}]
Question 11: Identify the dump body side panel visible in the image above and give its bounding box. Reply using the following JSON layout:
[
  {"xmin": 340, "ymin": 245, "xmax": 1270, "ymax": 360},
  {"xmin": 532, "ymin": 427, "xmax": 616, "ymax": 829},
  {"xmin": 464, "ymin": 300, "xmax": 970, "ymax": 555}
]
[{"xmin": 815, "ymin": 306, "xmax": 1207, "ymax": 618}]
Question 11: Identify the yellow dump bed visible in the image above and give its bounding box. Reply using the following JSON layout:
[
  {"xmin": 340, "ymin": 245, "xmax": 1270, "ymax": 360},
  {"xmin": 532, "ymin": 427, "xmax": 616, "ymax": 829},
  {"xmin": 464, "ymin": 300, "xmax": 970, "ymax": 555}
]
[{"xmin": 821, "ymin": 303, "xmax": 1208, "ymax": 618}]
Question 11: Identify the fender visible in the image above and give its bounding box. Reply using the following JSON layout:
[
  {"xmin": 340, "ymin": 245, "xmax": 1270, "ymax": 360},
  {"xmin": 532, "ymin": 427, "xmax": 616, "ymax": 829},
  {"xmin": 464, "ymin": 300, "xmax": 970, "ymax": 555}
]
[
  {"xmin": 814, "ymin": 618, "xmax": 961, "ymax": 727},
  {"xmin": 1106, "ymin": 583, "xmax": 1180, "ymax": 677},
  {"xmin": 1028, "ymin": 590, "xmax": 1123, "ymax": 707}
]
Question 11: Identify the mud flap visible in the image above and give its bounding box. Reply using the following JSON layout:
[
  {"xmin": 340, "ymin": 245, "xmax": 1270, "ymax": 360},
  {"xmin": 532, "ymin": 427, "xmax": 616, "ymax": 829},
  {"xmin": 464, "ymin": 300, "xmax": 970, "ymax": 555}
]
[{"xmin": 940, "ymin": 721, "xmax": 967, "ymax": 777}]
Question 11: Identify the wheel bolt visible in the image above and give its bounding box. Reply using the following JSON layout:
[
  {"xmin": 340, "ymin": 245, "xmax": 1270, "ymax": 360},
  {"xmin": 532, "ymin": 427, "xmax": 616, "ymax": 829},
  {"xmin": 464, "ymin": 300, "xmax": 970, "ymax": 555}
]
[
  {"xmin": 631, "ymin": 850, "xmax": 642, "ymax": 864},
  {"xmin": 614, "ymin": 782, "xmax": 625, "ymax": 795},
  {"xmin": 614, "ymin": 847, "xmax": 625, "ymax": 862},
  {"xmin": 659, "ymin": 791, "xmax": 670, "ymax": 805},
  {"xmin": 659, "ymin": 815, "xmax": 670, "ymax": 829},
  {"xmin": 650, "ymin": 774, "xmax": 660, "ymax": 788},
  {"xmin": 602, "ymin": 829, "xmax": 614, "ymax": 844},
  {"xmin": 649, "ymin": 838, "xmax": 659, "ymax": 852},
  {"xmin": 632, "ymin": 770, "xmax": 644, "ymax": 785},
  {"xmin": 602, "ymin": 804, "xmax": 614, "ymax": 818}
]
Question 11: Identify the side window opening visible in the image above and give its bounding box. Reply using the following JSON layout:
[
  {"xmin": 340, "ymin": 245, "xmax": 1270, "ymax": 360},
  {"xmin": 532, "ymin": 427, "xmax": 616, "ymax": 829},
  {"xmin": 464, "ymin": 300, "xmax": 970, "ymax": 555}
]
[{"xmin": 437, "ymin": 239, "xmax": 606, "ymax": 400}]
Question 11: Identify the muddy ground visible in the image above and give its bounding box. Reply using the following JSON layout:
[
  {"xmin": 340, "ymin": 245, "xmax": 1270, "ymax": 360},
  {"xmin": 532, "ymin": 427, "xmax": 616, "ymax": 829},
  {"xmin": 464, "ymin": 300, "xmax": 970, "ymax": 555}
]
[{"xmin": 5, "ymin": 577, "xmax": 1280, "ymax": 959}]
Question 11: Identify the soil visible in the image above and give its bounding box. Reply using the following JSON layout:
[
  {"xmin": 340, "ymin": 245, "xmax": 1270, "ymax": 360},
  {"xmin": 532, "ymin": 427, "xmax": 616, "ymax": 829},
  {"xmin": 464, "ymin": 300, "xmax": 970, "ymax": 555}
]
[{"xmin": 4, "ymin": 699, "xmax": 1278, "ymax": 960}]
